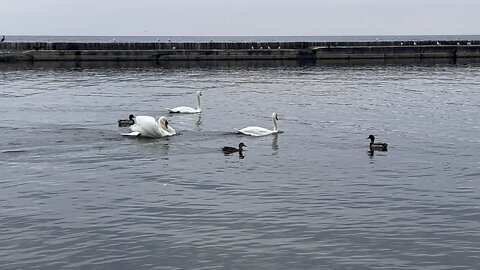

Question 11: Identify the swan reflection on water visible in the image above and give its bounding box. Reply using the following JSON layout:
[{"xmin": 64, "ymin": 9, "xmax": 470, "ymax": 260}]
[
  {"xmin": 195, "ymin": 114, "xmax": 202, "ymax": 130},
  {"xmin": 271, "ymin": 133, "xmax": 279, "ymax": 155},
  {"xmin": 133, "ymin": 138, "xmax": 171, "ymax": 159}
]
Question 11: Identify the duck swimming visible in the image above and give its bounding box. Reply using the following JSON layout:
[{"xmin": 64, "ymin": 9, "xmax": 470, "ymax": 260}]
[
  {"xmin": 235, "ymin": 112, "xmax": 279, "ymax": 137},
  {"xmin": 118, "ymin": 114, "xmax": 135, "ymax": 127},
  {"xmin": 122, "ymin": 115, "xmax": 176, "ymax": 138},
  {"xmin": 222, "ymin": 142, "xmax": 246, "ymax": 154},
  {"xmin": 367, "ymin": 135, "xmax": 388, "ymax": 151},
  {"xmin": 167, "ymin": 91, "xmax": 203, "ymax": 113}
]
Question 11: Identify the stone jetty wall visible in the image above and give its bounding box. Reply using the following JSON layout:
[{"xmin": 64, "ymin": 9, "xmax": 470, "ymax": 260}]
[{"xmin": 1, "ymin": 41, "xmax": 479, "ymax": 62}]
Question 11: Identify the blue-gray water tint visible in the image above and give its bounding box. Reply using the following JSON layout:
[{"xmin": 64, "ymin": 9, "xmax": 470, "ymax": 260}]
[{"xmin": 0, "ymin": 60, "xmax": 479, "ymax": 270}]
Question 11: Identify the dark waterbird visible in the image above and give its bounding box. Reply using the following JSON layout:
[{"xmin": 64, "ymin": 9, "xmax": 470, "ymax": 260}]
[
  {"xmin": 1, "ymin": 36, "xmax": 5, "ymax": 42},
  {"xmin": 367, "ymin": 135, "xmax": 388, "ymax": 151},
  {"xmin": 222, "ymin": 142, "xmax": 246, "ymax": 154},
  {"xmin": 118, "ymin": 114, "xmax": 135, "ymax": 127}
]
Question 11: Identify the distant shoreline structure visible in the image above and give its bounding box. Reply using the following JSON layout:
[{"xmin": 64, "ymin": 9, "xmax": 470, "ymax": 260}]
[
  {"xmin": 2, "ymin": 35, "xmax": 480, "ymax": 43},
  {"xmin": 1, "ymin": 40, "xmax": 480, "ymax": 62}
]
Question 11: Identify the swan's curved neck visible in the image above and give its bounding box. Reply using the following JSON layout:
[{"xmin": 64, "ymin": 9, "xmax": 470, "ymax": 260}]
[
  {"xmin": 272, "ymin": 116, "xmax": 278, "ymax": 132},
  {"xmin": 158, "ymin": 119, "xmax": 165, "ymax": 129},
  {"xmin": 196, "ymin": 93, "xmax": 202, "ymax": 111}
]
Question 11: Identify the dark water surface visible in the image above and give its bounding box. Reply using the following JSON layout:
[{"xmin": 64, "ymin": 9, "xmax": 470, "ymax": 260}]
[{"xmin": 1, "ymin": 60, "xmax": 479, "ymax": 269}]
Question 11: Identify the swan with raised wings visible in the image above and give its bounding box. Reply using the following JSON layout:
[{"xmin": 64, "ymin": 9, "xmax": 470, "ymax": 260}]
[
  {"xmin": 167, "ymin": 91, "xmax": 203, "ymax": 113},
  {"xmin": 235, "ymin": 112, "xmax": 279, "ymax": 136},
  {"xmin": 122, "ymin": 115, "xmax": 176, "ymax": 138}
]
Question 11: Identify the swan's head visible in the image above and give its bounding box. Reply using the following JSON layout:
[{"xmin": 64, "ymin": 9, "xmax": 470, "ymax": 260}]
[
  {"xmin": 128, "ymin": 114, "xmax": 135, "ymax": 121},
  {"xmin": 271, "ymin": 112, "xmax": 279, "ymax": 132},
  {"xmin": 367, "ymin": 134, "xmax": 375, "ymax": 142},
  {"xmin": 197, "ymin": 90, "xmax": 203, "ymax": 97},
  {"xmin": 158, "ymin": 116, "xmax": 170, "ymax": 129}
]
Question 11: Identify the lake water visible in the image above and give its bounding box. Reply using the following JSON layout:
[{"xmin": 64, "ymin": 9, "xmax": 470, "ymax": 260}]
[{"xmin": 1, "ymin": 59, "xmax": 479, "ymax": 269}]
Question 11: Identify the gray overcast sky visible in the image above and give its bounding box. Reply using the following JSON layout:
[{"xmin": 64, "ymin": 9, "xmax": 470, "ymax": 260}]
[{"xmin": 1, "ymin": 0, "xmax": 479, "ymax": 36}]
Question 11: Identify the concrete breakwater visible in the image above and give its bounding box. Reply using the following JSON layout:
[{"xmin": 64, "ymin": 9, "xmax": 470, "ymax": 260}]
[{"xmin": 1, "ymin": 40, "xmax": 479, "ymax": 62}]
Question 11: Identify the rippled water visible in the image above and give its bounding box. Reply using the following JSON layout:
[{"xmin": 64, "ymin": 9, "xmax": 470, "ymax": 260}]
[{"xmin": 1, "ymin": 60, "xmax": 479, "ymax": 269}]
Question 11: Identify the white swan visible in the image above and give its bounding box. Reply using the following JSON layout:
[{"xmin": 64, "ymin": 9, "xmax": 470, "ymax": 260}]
[
  {"xmin": 158, "ymin": 116, "xmax": 176, "ymax": 136},
  {"xmin": 122, "ymin": 115, "xmax": 176, "ymax": 138},
  {"xmin": 167, "ymin": 91, "xmax": 203, "ymax": 113},
  {"xmin": 235, "ymin": 112, "xmax": 279, "ymax": 136}
]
